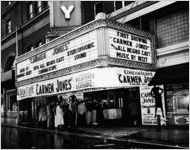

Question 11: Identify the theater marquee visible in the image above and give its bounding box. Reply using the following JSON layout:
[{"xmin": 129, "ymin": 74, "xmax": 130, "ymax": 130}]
[
  {"xmin": 17, "ymin": 67, "xmax": 155, "ymax": 100},
  {"xmin": 17, "ymin": 30, "xmax": 97, "ymax": 82},
  {"xmin": 109, "ymin": 29, "xmax": 152, "ymax": 63},
  {"xmin": 16, "ymin": 19, "xmax": 156, "ymax": 96}
]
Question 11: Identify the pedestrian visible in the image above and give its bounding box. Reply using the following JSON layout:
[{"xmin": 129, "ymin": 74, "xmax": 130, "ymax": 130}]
[
  {"xmin": 77, "ymin": 100, "xmax": 86, "ymax": 126},
  {"xmin": 68, "ymin": 95, "xmax": 78, "ymax": 127},
  {"xmin": 151, "ymin": 85, "xmax": 164, "ymax": 118},
  {"xmin": 128, "ymin": 101, "xmax": 138, "ymax": 126},
  {"xmin": 38, "ymin": 103, "xmax": 47, "ymax": 128},
  {"xmin": 85, "ymin": 99, "xmax": 93, "ymax": 125},
  {"xmin": 91, "ymin": 99, "xmax": 98, "ymax": 125},
  {"xmin": 96, "ymin": 100, "xmax": 104, "ymax": 126},
  {"xmin": 61, "ymin": 98, "xmax": 69, "ymax": 128},
  {"xmin": 54, "ymin": 97, "xmax": 64, "ymax": 129},
  {"xmin": 47, "ymin": 101, "xmax": 54, "ymax": 129}
]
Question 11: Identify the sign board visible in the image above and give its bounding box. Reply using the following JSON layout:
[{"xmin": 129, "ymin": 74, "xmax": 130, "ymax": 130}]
[
  {"xmin": 174, "ymin": 115, "xmax": 189, "ymax": 125},
  {"xmin": 17, "ymin": 67, "xmax": 155, "ymax": 100},
  {"xmin": 140, "ymin": 85, "xmax": 166, "ymax": 126},
  {"xmin": 109, "ymin": 29, "xmax": 152, "ymax": 63},
  {"xmin": 49, "ymin": 1, "xmax": 82, "ymax": 27},
  {"xmin": 17, "ymin": 30, "xmax": 98, "ymax": 82}
]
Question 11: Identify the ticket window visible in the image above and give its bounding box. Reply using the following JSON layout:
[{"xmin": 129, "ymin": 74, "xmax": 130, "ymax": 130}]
[
  {"xmin": 101, "ymin": 92, "xmax": 123, "ymax": 120},
  {"xmin": 108, "ymin": 92, "xmax": 123, "ymax": 109}
]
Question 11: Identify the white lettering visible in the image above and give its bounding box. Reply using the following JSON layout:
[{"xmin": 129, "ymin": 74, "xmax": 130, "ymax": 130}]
[{"xmin": 61, "ymin": 5, "xmax": 74, "ymax": 19}]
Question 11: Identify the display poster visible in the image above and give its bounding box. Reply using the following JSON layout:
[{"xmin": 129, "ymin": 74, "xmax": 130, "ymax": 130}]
[
  {"xmin": 140, "ymin": 85, "xmax": 166, "ymax": 126},
  {"xmin": 109, "ymin": 29, "xmax": 152, "ymax": 63}
]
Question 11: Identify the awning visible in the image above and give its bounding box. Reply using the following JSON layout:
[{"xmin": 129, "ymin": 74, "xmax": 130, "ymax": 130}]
[{"xmin": 149, "ymin": 63, "xmax": 189, "ymax": 85}]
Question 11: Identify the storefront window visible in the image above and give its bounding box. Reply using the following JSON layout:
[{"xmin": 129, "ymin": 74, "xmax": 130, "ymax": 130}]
[
  {"xmin": 9, "ymin": 95, "xmax": 17, "ymax": 112},
  {"xmin": 166, "ymin": 83, "xmax": 189, "ymax": 125}
]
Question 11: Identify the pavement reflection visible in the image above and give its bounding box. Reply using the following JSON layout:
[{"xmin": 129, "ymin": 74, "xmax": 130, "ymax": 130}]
[{"xmin": 1, "ymin": 126, "xmax": 117, "ymax": 149}]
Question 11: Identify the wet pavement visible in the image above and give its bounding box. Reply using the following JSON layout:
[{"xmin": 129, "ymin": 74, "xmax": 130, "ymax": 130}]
[
  {"xmin": 77, "ymin": 126, "xmax": 189, "ymax": 148},
  {"xmin": 1, "ymin": 124, "xmax": 189, "ymax": 149},
  {"xmin": 1, "ymin": 126, "xmax": 125, "ymax": 149}
]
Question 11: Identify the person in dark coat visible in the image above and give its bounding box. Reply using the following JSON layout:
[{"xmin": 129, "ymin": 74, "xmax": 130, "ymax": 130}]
[
  {"xmin": 38, "ymin": 104, "xmax": 47, "ymax": 128},
  {"xmin": 61, "ymin": 99, "xmax": 69, "ymax": 128},
  {"xmin": 47, "ymin": 101, "xmax": 54, "ymax": 129},
  {"xmin": 68, "ymin": 95, "xmax": 78, "ymax": 127},
  {"xmin": 151, "ymin": 85, "xmax": 164, "ymax": 118}
]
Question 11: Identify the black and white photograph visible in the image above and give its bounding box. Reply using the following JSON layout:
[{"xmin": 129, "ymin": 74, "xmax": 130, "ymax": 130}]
[{"xmin": 1, "ymin": 0, "xmax": 189, "ymax": 149}]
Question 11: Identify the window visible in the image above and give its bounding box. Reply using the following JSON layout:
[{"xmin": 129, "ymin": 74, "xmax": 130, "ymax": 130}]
[
  {"xmin": 115, "ymin": 1, "xmax": 122, "ymax": 10},
  {"xmin": 27, "ymin": 45, "xmax": 34, "ymax": 52},
  {"xmin": 166, "ymin": 83, "xmax": 189, "ymax": 125},
  {"xmin": 114, "ymin": 1, "xmax": 134, "ymax": 11},
  {"xmin": 27, "ymin": 3, "xmax": 34, "ymax": 19},
  {"xmin": 4, "ymin": 56, "xmax": 15, "ymax": 72},
  {"xmin": 94, "ymin": 2, "xmax": 103, "ymax": 16},
  {"xmin": 37, "ymin": 1, "xmax": 42, "ymax": 13},
  {"xmin": 6, "ymin": 20, "xmax": 11, "ymax": 34},
  {"xmin": 36, "ymin": 40, "xmax": 43, "ymax": 47},
  {"xmin": 43, "ymin": 1, "xmax": 48, "ymax": 8}
]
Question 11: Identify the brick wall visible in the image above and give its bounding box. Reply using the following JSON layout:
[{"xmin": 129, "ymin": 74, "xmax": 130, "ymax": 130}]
[{"xmin": 156, "ymin": 9, "xmax": 189, "ymax": 48}]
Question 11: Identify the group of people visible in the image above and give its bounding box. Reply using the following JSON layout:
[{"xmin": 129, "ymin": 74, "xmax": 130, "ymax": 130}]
[{"xmin": 37, "ymin": 95, "xmax": 103, "ymax": 129}]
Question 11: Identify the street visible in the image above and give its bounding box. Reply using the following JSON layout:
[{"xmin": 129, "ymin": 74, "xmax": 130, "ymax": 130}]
[
  {"xmin": 1, "ymin": 126, "xmax": 127, "ymax": 149},
  {"xmin": 1, "ymin": 125, "xmax": 188, "ymax": 149}
]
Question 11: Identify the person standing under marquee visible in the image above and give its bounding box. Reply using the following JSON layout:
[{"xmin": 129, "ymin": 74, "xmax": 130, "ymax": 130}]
[{"xmin": 151, "ymin": 85, "xmax": 165, "ymax": 118}]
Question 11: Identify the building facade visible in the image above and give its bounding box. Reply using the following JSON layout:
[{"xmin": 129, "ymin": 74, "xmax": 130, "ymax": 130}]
[
  {"xmin": 107, "ymin": 1, "xmax": 189, "ymax": 126},
  {"xmin": 1, "ymin": 1, "xmax": 89, "ymax": 124},
  {"xmin": 1, "ymin": 1, "xmax": 48, "ymax": 124},
  {"xmin": 1, "ymin": 1, "xmax": 189, "ymax": 126}
]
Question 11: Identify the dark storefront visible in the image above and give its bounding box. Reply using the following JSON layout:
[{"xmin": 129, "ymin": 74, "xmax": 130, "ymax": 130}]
[{"xmin": 150, "ymin": 63, "xmax": 189, "ymax": 125}]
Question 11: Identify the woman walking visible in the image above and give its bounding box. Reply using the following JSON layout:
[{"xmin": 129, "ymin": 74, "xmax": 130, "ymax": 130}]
[{"xmin": 54, "ymin": 97, "xmax": 64, "ymax": 129}]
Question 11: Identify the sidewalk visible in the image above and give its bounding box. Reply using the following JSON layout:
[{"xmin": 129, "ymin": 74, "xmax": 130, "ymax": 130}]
[
  {"xmin": 1, "ymin": 120, "xmax": 189, "ymax": 149},
  {"xmin": 77, "ymin": 126, "xmax": 189, "ymax": 148}
]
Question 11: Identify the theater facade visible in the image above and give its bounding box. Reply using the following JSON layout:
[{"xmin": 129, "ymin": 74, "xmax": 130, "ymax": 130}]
[{"xmin": 16, "ymin": 17, "xmax": 161, "ymax": 126}]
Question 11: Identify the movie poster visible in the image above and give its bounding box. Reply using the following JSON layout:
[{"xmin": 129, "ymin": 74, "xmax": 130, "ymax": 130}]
[{"xmin": 140, "ymin": 85, "xmax": 166, "ymax": 125}]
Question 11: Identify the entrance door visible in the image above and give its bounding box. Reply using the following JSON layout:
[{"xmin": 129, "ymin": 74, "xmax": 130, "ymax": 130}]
[{"xmin": 125, "ymin": 88, "xmax": 141, "ymax": 126}]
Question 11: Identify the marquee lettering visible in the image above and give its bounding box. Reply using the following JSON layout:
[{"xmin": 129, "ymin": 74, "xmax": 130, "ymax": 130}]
[
  {"xmin": 118, "ymin": 74, "xmax": 142, "ymax": 84},
  {"xmin": 36, "ymin": 83, "xmax": 54, "ymax": 95},
  {"xmin": 56, "ymin": 78, "xmax": 72, "ymax": 92},
  {"xmin": 30, "ymin": 52, "xmax": 46, "ymax": 63}
]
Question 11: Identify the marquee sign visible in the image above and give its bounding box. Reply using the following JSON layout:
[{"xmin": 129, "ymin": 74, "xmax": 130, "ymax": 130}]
[
  {"xmin": 16, "ymin": 19, "xmax": 155, "ymax": 89},
  {"xmin": 17, "ymin": 67, "xmax": 155, "ymax": 100},
  {"xmin": 17, "ymin": 30, "xmax": 98, "ymax": 82},
  {"xmin": 109, "ymin": 29, "xmax": 152, "ymax": 63}
]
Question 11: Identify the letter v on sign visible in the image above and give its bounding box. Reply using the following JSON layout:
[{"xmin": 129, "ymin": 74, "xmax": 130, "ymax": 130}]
[{"xmin": 61, "ymin": 5, "xmax": 74, "ymax": 19}]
